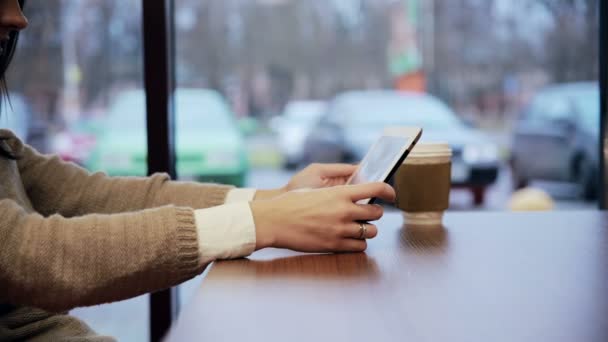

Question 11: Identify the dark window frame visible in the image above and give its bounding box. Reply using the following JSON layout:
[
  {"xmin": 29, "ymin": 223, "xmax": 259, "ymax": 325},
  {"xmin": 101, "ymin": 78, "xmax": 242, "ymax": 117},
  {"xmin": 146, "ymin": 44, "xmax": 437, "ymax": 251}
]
[
  {"xmin": 142, "ymin": 1, "xmax": 178, "ymax": 341},
  {"xmin": 601, "ymin": 0, "xmax": 608, "ymax": 209}
]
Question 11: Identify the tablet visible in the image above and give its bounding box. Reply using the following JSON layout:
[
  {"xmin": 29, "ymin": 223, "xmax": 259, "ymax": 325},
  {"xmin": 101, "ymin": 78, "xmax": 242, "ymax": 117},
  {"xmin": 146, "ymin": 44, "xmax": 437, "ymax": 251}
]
[{"xmin": 346, "ymin": 126, "xmax": 422, "ymax": 204}]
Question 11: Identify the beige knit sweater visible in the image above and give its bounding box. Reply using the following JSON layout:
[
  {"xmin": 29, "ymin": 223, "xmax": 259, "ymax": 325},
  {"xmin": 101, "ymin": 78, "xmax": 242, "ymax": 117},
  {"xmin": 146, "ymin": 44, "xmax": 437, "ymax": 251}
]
[{"xmin": 0, "ymin": 129, "xmax": 233, "ymax": 341}]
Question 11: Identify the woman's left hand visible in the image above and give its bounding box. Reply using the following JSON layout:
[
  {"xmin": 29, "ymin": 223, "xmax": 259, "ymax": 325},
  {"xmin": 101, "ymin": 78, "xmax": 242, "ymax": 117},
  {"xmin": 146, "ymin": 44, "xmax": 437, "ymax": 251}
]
[
  {"xmin": 285, "ymin": 163, "xmax": 357, "ymax": 191},
  {"xmin": 254, "ymin": 163, "xmax": 357, "ymax": 200}
]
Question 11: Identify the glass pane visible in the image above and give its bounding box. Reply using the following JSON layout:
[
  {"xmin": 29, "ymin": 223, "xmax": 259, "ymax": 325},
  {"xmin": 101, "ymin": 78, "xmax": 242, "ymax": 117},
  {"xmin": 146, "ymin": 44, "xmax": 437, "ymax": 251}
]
[
  {"xmin": 171, "ymin": 0, "xmax": 599, "ymax": 314},
  {"xmin": 3, "ymin": 1, "xmax": 148, "ymax": 340},
  {"xmin": 174, "ymin": 0, "xmax": 599, "ymax": 218}
]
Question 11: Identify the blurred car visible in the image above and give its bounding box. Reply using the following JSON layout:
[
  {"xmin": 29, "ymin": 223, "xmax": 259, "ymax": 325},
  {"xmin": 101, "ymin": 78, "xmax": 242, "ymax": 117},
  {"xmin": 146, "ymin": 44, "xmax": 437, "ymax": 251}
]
[
  {"xmin": 271, "ymin": 100, "xmax": 327, "ymax": 169},
  {"xmin": 86, "ymin": 88, "xmax": 249, "ymax": 186},
  {"xmin": 302, "ymin": 90, "xmax": 499, "ymax": 205},
  {"xmin": 510, "ymin": 82, "xmax": 599, "ymax": 200},
  {"xmin": 0, "ymin": 93, "xmax": 30, "ymax": 140},
  {"xmin": 51, "ymin": 118, "xmax": 101, "ymax": 165}
]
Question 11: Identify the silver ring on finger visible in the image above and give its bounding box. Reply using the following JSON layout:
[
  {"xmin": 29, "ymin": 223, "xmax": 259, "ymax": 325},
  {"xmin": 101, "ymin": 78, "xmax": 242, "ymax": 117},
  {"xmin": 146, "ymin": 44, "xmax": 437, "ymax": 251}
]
[{"xmin": 358, "ymin": 222, "xmax": 367, "ymax": 240}]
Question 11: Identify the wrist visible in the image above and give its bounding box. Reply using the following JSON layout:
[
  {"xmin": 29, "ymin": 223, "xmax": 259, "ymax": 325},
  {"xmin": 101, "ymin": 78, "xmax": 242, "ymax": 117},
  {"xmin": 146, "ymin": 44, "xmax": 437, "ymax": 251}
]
[{"xmin": 250, "ymin": 201, "xmax": 277, "ymax": 250}]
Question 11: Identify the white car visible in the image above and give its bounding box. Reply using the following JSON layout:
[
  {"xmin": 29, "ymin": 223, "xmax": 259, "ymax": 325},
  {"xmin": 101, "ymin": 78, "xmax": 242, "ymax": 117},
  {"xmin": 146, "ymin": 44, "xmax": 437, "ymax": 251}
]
[{"xmin": 272, "ymin": 100, "xmax": 327, "ymax": 169}]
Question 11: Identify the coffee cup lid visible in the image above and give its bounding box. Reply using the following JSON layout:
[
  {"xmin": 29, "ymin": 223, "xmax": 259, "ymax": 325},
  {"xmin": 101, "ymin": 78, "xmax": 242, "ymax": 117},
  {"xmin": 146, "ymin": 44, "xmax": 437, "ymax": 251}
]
[{"xmin": 410, "ymin": 142, "xmax": 452, "ymax": 157}]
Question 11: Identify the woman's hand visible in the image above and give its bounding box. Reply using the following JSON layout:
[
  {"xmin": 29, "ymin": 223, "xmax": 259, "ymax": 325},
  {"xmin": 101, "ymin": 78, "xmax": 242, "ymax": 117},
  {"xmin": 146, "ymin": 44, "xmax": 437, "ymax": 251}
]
[
  {"xmin": 254, "ymin": 163, "xmax": 357, "ymax": 200},
  {"xmin": 251, "ymin": 182, "xmax": 395, "ymax": 253},
  {"xmin": 285, "ymin": 163, "xmax": 357, "ymax": 190}
]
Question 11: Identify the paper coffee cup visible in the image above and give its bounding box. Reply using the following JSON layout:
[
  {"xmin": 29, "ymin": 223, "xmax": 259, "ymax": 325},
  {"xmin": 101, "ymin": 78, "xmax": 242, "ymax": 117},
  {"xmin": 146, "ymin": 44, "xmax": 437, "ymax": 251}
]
[{"xmin": 395, "ymin": 142, "xmax": 451, "ymax": 226}]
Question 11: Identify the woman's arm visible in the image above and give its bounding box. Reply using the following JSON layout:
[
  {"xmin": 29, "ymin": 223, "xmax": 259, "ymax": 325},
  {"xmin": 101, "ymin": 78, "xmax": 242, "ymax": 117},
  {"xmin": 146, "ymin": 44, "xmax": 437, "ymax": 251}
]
[
  {"xmin": 0, "ymin": 175, "xmax": 394, "ymax": 312},
  {"xmin": 0, "ymin": 199, "xmax": 206, "ymax": 312},
  {"xmin": 12, "ymin": 139, "xmax": 233, "ymax": 217}
]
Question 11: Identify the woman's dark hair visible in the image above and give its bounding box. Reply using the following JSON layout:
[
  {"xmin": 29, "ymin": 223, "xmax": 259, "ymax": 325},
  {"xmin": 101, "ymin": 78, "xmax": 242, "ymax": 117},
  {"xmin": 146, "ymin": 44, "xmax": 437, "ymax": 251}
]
[{"xmin": 0, "ymin": 0, "xmax": 26, "ymax": 159}]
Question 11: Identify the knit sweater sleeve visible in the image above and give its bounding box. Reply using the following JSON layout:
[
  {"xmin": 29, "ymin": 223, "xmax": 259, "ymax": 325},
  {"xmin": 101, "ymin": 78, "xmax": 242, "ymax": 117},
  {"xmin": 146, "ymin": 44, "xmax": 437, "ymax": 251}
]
[
  {"xmin": 12, "ymin": 140, "xmax": 232, "ymax": 217},
  {"xmin": 0, "ymin": 199, "xmax": 203, "ymax": 312}
]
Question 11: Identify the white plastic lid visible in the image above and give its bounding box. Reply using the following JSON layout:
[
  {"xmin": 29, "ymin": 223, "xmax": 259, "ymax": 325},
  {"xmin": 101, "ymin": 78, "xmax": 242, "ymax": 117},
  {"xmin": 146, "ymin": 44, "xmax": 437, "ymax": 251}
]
[{"xmin": 409, "ymin": 142, "xmax": 452, "ymax": 157}]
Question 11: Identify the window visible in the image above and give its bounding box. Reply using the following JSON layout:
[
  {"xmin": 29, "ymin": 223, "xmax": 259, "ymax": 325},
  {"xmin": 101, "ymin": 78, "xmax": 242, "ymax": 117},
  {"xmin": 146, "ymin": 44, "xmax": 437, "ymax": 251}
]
[{"xmin": 172, "ymin": 0, "xmax": 600, "ymax": 209}]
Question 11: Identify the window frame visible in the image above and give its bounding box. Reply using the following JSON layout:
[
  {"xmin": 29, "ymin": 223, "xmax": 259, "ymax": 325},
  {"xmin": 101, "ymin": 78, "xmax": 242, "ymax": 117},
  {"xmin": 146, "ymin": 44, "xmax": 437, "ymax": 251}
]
[
  {"xmin": 601, "ymin": 0, "xmax": 608, "ymax": 209},
  {"xmin": 142, "ymin": 1, "xmax": 178, "ymax": 341}
]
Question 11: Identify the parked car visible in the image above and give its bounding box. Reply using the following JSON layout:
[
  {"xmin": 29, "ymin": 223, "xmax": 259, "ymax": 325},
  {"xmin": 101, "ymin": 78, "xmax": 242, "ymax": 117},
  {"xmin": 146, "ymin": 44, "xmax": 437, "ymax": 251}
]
[
  {"xmin": 271, "ymin": 100, "xmax": 327, "ymax": 169},
  {"xmin": 510, "ymin": 82, "xmax": 599, "ymax": 200},
  {"xmin": 302, "ymin": 90, "xmax": 499, "ymax": 205},
  {"xmin": 50, "ymin": 118, "xmax": 101, "ymax": 165},
  {"xmin": 86, "ymin": 88, "xmax": 249, "ymax": 186}
]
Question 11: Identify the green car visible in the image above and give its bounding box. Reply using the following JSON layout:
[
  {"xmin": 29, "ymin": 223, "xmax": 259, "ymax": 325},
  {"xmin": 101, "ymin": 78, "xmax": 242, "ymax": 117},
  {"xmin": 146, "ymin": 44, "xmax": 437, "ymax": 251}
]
[{"xmin": 85, "ymin": 88, "xmax": 249, "ymax": 187}]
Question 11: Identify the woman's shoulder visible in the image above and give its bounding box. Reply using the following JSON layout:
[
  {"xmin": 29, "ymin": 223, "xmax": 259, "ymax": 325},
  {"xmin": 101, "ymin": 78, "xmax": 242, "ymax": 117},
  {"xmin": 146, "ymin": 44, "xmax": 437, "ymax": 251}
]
[{"xmin": 0, "ymin": 129, "xmax": 25, "ymax": 159}]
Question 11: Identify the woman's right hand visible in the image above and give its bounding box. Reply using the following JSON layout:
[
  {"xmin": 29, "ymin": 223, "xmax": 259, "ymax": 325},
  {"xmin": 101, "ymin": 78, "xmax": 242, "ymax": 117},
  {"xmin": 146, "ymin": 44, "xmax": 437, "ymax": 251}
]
[{"xmin": 250, "ymin": 182, "xmax": 395, "ymax": 253}]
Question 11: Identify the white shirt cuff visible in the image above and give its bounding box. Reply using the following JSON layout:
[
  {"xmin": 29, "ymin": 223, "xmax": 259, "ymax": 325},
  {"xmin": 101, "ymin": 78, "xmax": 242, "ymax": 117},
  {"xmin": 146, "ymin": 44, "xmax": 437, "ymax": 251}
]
[
  {"xmin": 225, "ymin": 188, "xmax": 256, "ymax": 203},
  {"xmin": 194, "ymin": 202, "xmax": 256, "ymax": 264}
]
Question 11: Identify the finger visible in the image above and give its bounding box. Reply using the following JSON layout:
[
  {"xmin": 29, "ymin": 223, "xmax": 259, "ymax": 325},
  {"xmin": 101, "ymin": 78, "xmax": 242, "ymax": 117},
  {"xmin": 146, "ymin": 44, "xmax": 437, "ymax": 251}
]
[
  {"xmin": 336, "ymin": 239, "xmax": 368, "ymax": 252},
  {"xmin": 347, "ymin": 204, "xmax": 383, "ymax": 221},
  {"xmin": 317, "ymin": 163, "xmax": 358, "ymax": 178},
  {"xmin": 342, "ymin": 182, "xmax": 396, "ymax": 203},
  {"xmin": 323, "ymin": 176, "xmax": 350, "ymax": 187},
  {"xmin": 340, "ymin": 222, "xmax": 378, "ymax": 239}
]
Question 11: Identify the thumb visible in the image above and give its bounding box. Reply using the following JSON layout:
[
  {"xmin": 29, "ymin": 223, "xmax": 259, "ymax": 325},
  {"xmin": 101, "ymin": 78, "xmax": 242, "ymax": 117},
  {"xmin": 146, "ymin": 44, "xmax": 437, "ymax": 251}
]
[{"xmin": 342, "ymin": 182, "xmax": 396, "ymax": 203}]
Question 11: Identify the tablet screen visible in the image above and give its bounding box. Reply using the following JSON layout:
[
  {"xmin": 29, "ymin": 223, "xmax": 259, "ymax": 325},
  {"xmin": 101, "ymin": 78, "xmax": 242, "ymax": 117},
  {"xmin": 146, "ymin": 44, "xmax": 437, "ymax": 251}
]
[
  {"xmin": 348, "ymin": 135, "xmax": 409, "ymax": 185},
  {"xmin": 346, "ymin": 127, "xmax": 421, "ymax": 204}
]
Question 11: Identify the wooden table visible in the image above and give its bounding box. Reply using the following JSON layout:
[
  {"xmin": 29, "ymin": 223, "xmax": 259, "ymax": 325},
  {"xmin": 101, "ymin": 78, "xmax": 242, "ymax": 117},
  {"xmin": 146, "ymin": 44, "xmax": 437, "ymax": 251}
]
[{"xmin": 167, "ymin": 211, "xmax": 608, "ymax": 341}]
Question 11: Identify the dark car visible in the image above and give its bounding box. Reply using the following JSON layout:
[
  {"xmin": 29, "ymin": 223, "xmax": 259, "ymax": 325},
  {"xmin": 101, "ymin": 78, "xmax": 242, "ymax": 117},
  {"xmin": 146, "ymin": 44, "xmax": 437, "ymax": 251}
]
[
  {"xmin": 302, "ymin": 90, "xmax": 500, "ymax": 205},
  {"xmin": 510, "ymin": 82, "xmax": 599, "ymax": 200}
]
